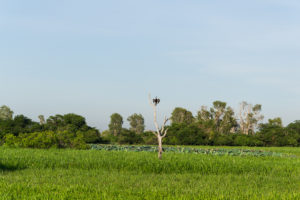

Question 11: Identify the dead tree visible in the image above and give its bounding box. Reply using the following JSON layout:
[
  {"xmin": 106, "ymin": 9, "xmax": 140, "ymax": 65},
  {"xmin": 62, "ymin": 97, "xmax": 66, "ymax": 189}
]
[
  {"xmin": 148, "ymin": 94, "xmax": 169, "ymax": 160},
  {"xmin": 38, "ymin": 115, "xmax": 45, "ymax": 125},
  {"xmin": 238, "ymin": 101, "xmax": 263, "ymax": 135}
]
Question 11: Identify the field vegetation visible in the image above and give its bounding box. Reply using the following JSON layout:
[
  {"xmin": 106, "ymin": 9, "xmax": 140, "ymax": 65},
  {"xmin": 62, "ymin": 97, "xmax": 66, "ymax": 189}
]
[{"xmin": 0, "ymin": 146, "xmax": 299, "ymax": 199}]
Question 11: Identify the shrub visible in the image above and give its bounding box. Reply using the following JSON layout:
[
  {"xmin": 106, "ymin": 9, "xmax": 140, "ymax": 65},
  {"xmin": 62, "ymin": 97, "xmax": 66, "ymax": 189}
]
[
  {"xmin": 77, "ymin": 129, "xmax": 101, "ymax": 143},
  {"xmin": 165, "ymin": 123, "xmax": 208, "ymax": 145},
  {"xmin": 213, "ymin": 135, "xmax": 234, "ymax": 146},
  {"xmin": 141, "ymin": 131, "xmax": 157, "ymax": 145},
  {"xmin": 3, "ymin": 131, "xmax": 89, "ymax": 149},
  {"xmin": 233, "ymin": 135, "xmax": 263, "ymax": 147},
  {"xmin": 3, "ymin": 133, "xmax": 19, "ymax": 147},
  {"xmin": 118, "ymin": 129, "xmax": 143, "ymax": 144},
  {"xmin": 101, "ymin": 130, "xmax": 118, "ymax": 144}
]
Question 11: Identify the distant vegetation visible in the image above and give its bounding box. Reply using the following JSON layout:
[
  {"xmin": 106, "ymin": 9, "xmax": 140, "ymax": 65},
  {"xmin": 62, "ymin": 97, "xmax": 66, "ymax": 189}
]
[
  {"xmin": 0, "ymin": 101, "xmax": 300, "ymax": 149},
  {"xmin": 0, "ymin": 105, "xmax": 100, "ymax": 149}
]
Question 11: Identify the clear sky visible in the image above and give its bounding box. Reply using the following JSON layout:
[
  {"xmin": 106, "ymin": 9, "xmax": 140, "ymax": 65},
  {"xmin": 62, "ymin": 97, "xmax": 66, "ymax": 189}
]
[{"xmin": 1, "ymin": 0, "xmax": 300, "ymax": 130}]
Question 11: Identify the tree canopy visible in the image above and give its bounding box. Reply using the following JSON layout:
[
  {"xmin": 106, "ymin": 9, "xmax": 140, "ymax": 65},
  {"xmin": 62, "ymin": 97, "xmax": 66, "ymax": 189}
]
[
  {"xmin": 127, "ymin": 113, "xmax": 145, "ymax": 134},
  {"xmin": 109, "ymin": 113, "xmax": 123, "ymax": 136},
  {"xmin": 171, "ymin": 107, "xmax": 194, "ymax": 125}
]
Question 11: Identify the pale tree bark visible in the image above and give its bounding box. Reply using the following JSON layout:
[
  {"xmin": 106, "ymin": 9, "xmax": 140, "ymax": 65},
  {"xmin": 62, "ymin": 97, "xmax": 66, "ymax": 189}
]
[
  {"xmin": 238, "ymin": 102, "xmax": 263, "ymax": 135},
  {"xmin": 239, "ymin": 102, "xmax": 250, "ymax": 135},
  {"xmin": 149, "ymin": 94, "xmax": 169, "ymax": 160},
  {"xmin": 245, "ymin": 104, "xmax": 252, "ymax": 135},
  {"xmin": 238, "ymin": 102, "xmax": 245, "ymax": 134}
]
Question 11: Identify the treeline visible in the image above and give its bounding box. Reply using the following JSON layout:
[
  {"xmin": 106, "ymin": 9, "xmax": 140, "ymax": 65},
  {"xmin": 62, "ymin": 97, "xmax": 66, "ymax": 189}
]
[
  {"xmin": 0, "ymin": 105, "xmax": 101, "ymax": 149},
  {"xmin": 0, "ymin": 101, "xmax": 300, "ymax": 149},
  {"xmin": 103, "ymin": 101, "xmax": 300, "ymax": 147}
]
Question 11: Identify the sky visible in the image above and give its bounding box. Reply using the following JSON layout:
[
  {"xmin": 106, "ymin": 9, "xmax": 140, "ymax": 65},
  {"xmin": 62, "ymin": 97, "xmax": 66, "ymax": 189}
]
[{"xmin": 1, "ymin": 0, "xmax": 300, "ymax": 131}]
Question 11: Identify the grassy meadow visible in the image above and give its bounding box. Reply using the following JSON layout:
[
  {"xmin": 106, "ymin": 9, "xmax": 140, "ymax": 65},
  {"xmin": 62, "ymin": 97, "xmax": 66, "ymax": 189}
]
[{"xmin": 0, "ymin": 146, "xmax": 299, "ymax": 200}]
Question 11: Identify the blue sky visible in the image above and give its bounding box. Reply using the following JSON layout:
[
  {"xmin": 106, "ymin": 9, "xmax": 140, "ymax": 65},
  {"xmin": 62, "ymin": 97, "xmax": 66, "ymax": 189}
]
[{"xmin": 1, "ymin": 0, "xmax": 300, "ymax": 130}]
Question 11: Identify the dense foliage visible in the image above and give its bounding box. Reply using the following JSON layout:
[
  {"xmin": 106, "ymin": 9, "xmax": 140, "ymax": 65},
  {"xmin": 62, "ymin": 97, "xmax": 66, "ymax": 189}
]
[
  {"xmin": 0, "ymin": 108, "xmax": 100, "ymax": 149},
  {"xmin": 163, "ymin": 121, "xmax": 300, "ymax": 147},
  {"xmin": 1, "ymin": 102, "xmax": 300, "ymax": 148}
]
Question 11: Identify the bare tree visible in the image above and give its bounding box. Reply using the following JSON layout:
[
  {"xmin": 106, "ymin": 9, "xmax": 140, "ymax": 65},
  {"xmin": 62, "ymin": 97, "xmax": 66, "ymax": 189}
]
[
  {"xmin": 0, "ymin": 105, "xmax": 13, "ymax": 120},
  {"xmin": 148, "ymin": 94, "xmax": 169, "ymax": 160},
  {"xmin": 38, "ymin": 115, "xmax": 45, "ymax": 125},
  {"xmin": 238, "ymin": 101, "xmax": 264, "ymax": 135}
]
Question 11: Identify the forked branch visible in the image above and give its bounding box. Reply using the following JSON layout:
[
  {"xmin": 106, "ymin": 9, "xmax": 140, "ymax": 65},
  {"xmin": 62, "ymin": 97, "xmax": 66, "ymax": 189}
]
[{"xmin": 160, "ymin": 116, "xmax": 169, "ymax": 136}]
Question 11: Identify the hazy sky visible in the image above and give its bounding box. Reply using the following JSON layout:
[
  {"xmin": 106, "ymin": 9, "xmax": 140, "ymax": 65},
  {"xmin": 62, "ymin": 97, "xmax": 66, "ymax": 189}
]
[{"xmin": 1, "ymin": 0, "xmax": 300, "ymax": 130}]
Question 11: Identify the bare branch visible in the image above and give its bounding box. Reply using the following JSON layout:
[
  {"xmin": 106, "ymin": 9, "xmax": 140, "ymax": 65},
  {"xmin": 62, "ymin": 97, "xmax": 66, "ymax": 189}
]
[
  {"xmin": 149, "ymin": 93, "xmax": 160, "ymax": 134},
  {"xmin": 162, "ymin": 128, "xmax": 169, "ymax": 138},
  {"xmin": 148, "ymin": 94, "xmax": 154, "ymax": 106},
  {"xmin": 151, "ymin": 130, "xmax": 158, "ymax": 137},
  {"xmin": 163, "ymin": 116, "xmax": 169, "ymax": 126},
  {"xmin": 160, "ymin": 116, "xmax": 169, "ymax": 134}
]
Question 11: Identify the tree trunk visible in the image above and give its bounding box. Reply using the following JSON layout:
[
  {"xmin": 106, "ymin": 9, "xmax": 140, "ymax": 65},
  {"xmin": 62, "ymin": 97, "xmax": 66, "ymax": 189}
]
[
  {"xmin": 149, "ymin": 94, "xmax": 169, "ymax": 160},
  {"xmin": 157, "ymin": 135, "xmax": 163, "ymax": 160}
]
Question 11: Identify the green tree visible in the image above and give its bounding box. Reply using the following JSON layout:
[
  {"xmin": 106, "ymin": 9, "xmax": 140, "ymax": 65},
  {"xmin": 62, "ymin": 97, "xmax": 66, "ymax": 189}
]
[
  {"xmin": 127, "ymin": 113, "xmax": 145, "ymax": 134},
  {"xmin": 197, "ymin": 101, "xmax": 237, "ymax": 135},
  {"xmin": 0, "ymin": 114, "xmax": 41, "ymax": 137},
  {"xmin": 0, "ymin": 105, "xmax": 13, "ymax": 120},
  {"xmin": 165, "ymin": 123, "xmax": 208, "ymax": 145},
  {"xmin": 45, "ymin": 113, "xmax": 89, "ymax": 132},
  {"xmin": 268, "ymin": 117, "xmax": 283, "ymax": 127},
  {"xmin": 286, "ymin": 120, "xmax": 300, "ymax": 145},
  {"xmin": 108, "ymin": 113, "xmax": 123, "ymax": 136},
  {"xmin": 13, "ymin": 115, "xmax": 41, "ymax": 135},
  {"xmin": 210, "ymin": 101, "xmax": 227, "ymax": 132},
  {"xmin": 171, "ymin": 107, "xmax": 194, "ymax": 125},
  {"xmin": 219, "ymin": 107, "xmax": 237, "ymax": 134},
  {"xmin": 257, "ymin": 117, "xmax": 298, "ymax": 146},
  {"xmin": 197, "ymin": 106, "xmax": 212, "ymax": 122},
  {"xmin": 211, "ymin": 101, "xmax": 227, "ymax": 123},
  {"xmin": 0, "ymin": 119, "xmax": 14, "ymax": 138},
  {"xmin": 287, "ymin": 120, "xmax": 300, "ymax": 134},
  {"xmin": 63, "ymin": 113, "xmax": 87, "ymax": 132},
  {"xmin": 46, "ymin": 114, "xmax": 64, "ymax": 131}
]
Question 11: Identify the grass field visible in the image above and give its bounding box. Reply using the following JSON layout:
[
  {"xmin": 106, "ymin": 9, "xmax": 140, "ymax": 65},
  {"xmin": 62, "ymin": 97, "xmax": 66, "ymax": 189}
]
[{"xmin": 0, "ymin": 146, "xmax": 299, "ymax": 200}]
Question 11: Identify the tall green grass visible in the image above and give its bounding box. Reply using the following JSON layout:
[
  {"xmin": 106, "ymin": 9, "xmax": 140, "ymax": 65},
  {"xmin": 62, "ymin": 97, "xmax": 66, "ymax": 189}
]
[{"xmin": 0, "ymin": 147, "xmax": 299, "ymax": 199}]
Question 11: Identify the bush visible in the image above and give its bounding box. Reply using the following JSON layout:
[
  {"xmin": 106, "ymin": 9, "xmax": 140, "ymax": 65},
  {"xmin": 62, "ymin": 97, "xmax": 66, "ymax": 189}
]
[
  {"xmin": 165, "ymin": 123, "xmax": 208, "ymax": 145},
  {"xmin": 213, "ymin": 135, "xmax": 234, "ymax": 146},
  {"xmin": 141, "ymin": 131, "xmax": 157, "ymax": 145},
  {"xmin": 3, "ymin": 133, "xmax": 19, "ymax": 147},
  {"xmin": 101, "ymin": 130, "xmax": 118, "ymax": 144},
  {"xmin": 233, "ymin": 135, "xmax": 263, "ymax": 147},
  {"xmin": 79, "ymin": 129, "xmax": 101, "ymax": 143},
  {"xmin": 118, "ymin": 129, "xmax": 143, "ymax": 144},
  {"xmin": 3, "ymin": 131, "xmax": 89, "ymax": 149}
]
